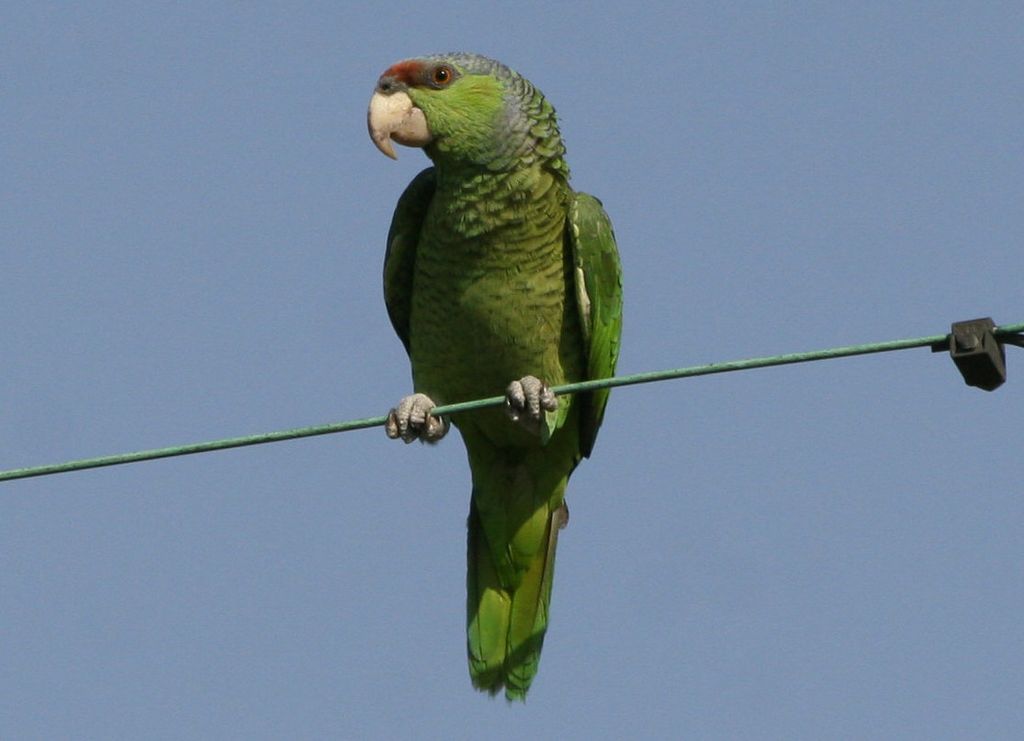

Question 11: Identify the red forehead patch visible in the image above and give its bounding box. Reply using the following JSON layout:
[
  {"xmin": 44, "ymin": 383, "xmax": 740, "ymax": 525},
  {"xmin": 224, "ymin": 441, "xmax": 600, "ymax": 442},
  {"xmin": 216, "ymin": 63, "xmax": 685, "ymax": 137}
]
[{"xmin": 381, "ymin": 60, "xmax": 424, "ymax": 85}]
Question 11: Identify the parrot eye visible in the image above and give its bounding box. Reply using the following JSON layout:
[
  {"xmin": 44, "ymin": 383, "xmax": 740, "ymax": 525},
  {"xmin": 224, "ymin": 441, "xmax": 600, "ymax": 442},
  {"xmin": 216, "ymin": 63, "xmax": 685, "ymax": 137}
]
[{"xmin": 430, "ymin": 65, "xmax": 454, "ymax": 87}]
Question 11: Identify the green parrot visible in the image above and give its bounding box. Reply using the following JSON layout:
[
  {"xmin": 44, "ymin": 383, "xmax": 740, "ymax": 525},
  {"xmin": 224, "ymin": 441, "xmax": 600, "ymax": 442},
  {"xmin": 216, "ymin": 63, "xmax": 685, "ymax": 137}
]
[{"xmin": 368, "ymin": 53, "xmax": 622, "ymax": 701}]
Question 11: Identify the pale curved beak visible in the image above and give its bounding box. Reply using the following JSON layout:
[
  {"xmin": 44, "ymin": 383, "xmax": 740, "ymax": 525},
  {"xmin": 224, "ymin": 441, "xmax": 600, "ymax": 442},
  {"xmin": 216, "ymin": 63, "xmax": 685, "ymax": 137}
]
[{"xmin": 367, "ymin": 91, "xmax": 431, "ymax": 160}]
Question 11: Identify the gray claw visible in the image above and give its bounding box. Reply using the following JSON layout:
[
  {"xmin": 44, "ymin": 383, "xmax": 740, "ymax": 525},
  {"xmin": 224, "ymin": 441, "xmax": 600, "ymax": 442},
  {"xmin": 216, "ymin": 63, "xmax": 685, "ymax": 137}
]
[
  {"xmin": 386, "ymin": 393, "xmax": 449, "ymax": 444},
  {"xmin": 505, "ymin": 375, "xmax": 558, "ymax": 431}
]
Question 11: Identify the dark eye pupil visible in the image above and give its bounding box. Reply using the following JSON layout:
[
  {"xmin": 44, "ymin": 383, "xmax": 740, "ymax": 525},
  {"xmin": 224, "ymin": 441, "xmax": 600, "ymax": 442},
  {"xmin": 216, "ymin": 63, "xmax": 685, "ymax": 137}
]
[{"xmin": 435, "ymin": 68, "xmax": 448, "ymax": 82}]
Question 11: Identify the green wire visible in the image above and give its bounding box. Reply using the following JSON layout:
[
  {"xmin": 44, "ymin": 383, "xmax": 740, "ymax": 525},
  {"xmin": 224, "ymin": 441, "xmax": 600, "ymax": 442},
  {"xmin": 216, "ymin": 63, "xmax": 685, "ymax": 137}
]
[{"xmin": 3, "ymin": 321, "xmax": 1021, "ymax": 483}]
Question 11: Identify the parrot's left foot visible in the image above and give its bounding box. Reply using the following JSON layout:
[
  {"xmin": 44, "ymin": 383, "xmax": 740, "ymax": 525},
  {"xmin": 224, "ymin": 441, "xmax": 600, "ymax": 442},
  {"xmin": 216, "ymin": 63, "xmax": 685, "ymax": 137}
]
[
  {"xmin": 386, "ymin": 393, "xmax": 449, "ymax": 444},
  {"xmin": 505, "ymin": 375, "xmax": 558, "ymax": 434}
]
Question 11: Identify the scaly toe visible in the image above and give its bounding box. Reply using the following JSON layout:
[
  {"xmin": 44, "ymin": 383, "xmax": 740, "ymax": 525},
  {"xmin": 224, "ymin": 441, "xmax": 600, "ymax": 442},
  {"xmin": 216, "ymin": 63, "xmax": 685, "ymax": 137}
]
[
  {"xmin": 386, "ymin": 393, "xmax": 449, "ymax": 443},
  {"xmin": 504, "ymin": 375, "xmax": 558, "ymax": 427}
]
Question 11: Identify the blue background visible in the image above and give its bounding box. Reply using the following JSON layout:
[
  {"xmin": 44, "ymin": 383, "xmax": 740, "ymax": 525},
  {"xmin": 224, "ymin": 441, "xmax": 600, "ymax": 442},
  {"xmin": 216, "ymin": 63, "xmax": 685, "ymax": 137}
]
[{"xmin": 2, "ymin": 2, "xmax": 1022, "ymax": 738}]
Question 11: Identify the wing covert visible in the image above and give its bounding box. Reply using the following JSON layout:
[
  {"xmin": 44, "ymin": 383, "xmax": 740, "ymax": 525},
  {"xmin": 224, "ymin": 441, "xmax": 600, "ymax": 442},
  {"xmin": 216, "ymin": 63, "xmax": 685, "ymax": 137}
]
[
  {"xmin": 568, "ymin": 192, "xmax": 623, "ymax": 457},
  {"xmin": 383, "ymin": 167, "xmax": 435, "ymax": 352}
]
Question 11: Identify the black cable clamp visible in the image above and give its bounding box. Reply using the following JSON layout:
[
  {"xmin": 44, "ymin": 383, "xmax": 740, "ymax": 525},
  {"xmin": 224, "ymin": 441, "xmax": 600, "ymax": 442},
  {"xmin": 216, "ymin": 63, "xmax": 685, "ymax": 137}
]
[{"xmin": 931, "ymin": 317, "xmax": 1024, "ymax": 391}]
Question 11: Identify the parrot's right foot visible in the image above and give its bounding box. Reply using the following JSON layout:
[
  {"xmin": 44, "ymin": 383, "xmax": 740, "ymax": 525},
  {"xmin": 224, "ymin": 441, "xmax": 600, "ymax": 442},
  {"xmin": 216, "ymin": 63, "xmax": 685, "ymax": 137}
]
[{"xmin": 385, "ymin": 393, "xmax": 449, "ymax": 444}]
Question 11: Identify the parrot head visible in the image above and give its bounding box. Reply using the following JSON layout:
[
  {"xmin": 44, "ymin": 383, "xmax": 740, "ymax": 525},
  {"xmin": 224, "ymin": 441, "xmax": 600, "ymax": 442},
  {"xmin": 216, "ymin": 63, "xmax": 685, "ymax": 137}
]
[{"xmin": 368, "ymin": 53, "xmax": 566, "ymax": 173}]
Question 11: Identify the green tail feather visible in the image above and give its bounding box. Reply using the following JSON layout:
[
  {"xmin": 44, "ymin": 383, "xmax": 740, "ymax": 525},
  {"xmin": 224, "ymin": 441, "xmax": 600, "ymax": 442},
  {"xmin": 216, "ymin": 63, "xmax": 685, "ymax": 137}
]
[{"xmin": 466, "ymin": 489, "xmax": 567, "ymax": 701}]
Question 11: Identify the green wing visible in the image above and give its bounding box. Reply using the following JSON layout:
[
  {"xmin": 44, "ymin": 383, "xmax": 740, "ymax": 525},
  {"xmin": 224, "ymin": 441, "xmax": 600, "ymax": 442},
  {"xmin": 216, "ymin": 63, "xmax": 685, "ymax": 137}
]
[
  {"xmin": 383, "ymin": 167, "xmax": 435, "ymax": 352},
  {"xmin": 568, "ymin": 192, "xmax": 623, "ymax": 458}
]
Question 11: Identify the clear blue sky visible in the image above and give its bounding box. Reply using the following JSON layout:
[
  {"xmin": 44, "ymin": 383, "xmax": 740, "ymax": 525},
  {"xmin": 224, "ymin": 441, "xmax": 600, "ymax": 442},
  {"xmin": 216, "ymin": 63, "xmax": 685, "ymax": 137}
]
[{"xmin": 3, "ymin": 2, "xmax": 1022, "ymax": 738}]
